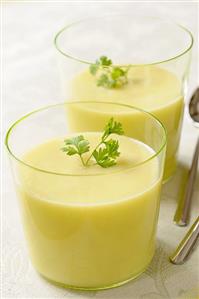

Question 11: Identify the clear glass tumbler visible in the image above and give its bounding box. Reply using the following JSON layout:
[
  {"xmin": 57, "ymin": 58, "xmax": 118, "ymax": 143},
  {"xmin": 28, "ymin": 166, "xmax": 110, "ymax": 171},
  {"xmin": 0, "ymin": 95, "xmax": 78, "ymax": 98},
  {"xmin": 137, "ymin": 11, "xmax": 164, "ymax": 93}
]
[
  {"xmin": 6, "ymin": 101, "xmax": 166, "ymax": 290},
  {"xmin": 54, "ymin": 15, "xmax": 193, "ymax": 181}
]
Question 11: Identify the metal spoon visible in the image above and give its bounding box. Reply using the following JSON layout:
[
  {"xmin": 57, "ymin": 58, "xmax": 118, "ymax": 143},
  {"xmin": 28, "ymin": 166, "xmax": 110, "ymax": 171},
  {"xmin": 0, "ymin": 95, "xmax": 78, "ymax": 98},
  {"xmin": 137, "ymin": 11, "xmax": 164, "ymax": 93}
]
[
  {"xmin": 174, "ymin": 88, "xmax": 199, "ymax": 226},
  {"xmin": 189, "ymin": 88, "xmax": 199, "ymax": 126},
  {"xmin": 170, "ymin": 216, "xmax": 199, "ymax": 264},
  {"xmin": 171, "ymin": 89, "xmax": 199, "ymax": 264}
]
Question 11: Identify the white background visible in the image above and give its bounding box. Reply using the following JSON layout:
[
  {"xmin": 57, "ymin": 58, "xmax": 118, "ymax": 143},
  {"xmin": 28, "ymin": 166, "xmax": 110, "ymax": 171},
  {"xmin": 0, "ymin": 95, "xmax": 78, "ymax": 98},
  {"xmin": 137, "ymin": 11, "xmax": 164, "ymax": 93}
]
[{"xmin": 2, "ymin": 2, "xmax": 199, "ymax": 298}]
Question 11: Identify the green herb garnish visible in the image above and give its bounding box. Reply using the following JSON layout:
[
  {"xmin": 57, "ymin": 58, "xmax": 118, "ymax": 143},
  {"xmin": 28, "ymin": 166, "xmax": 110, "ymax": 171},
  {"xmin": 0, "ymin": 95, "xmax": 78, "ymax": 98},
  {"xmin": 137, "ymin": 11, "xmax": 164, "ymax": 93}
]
[
  {"xmin": 62, "ymin": 135, "xmax": 90, "ymax": 166},
  {"xmin": 89, "ymin": 56, "xmax": 129, "ymax": 89},
  {"xmin": 62, "ymin": 118, "xmax": 124, "ymax": 168}
]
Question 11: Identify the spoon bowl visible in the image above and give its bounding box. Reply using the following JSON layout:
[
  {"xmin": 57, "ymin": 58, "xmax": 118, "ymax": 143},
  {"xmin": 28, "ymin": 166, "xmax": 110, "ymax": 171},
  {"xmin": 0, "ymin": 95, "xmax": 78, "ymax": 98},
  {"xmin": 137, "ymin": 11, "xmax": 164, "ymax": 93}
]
[{"xmin": 189, "ymin": 87, "xmax": 199, "ymax": 126}]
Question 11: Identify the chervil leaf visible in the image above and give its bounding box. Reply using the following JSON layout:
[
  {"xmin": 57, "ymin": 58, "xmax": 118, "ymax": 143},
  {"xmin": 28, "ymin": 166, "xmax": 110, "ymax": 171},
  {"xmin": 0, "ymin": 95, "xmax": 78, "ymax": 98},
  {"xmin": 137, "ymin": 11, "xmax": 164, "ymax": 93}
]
[
  {"xmin": 61, "ymin": 118, "xmax": 124, "ymax": 168},
  {"xmin": 62, "ymin": 146, "xmax": 77, "ymax": 156},
  {"xmin": 97, "ymin": 74, "xmax": 109, "ymax": 87},
  {"xmin": 92, "ymin": 139, "xmax": 120, "ymax": 168},
  {"xmin": 89, "ymin": 55, "xmax": 129, "ymax": 89},
  {"xmin": 93, "ymin": 147, "xmax": 116, "ymax": 168},
  {"xmin": 102, "ymin": 118, "xmax": 124, "ymax": 139},
  {"xmin": 89, "ymin": 56, "xmax": 112, "ymax": 77},
  {"xmin": 78, "ymin": 139, "xmax": 90, "ymax": 154},
  {"xmin": 99, "ymin": 56, "xmax": 112, "ymax": 66},
  {"xmin": 89, "ymin": 64, "xmax": 98, "ymax": 75},
  {"xmin": 111, "ymin": 67, "xmax": 125, "ymax": 80},
  {"xmin": 64, "ymin": 135, "xmax": 83, "ymax": 146},
  {"xmin": 62, "ymin": 135, "xmax": 90, "ymax": 165},
  {"xmin": 104, "ymin": 139, "xmax": 120, "ymax": 159}
]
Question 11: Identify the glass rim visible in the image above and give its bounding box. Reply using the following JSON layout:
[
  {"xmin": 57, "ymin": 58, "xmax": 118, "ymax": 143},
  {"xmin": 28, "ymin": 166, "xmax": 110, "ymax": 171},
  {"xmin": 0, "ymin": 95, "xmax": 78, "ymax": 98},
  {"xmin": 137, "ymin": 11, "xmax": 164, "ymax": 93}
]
[
  {"xmin": 54, "ymin": 14, "xmax": 194, "ymax": 67},
  {"xmin": 5, "ymin": 101, "xmax": 167, "ymax": 177}
]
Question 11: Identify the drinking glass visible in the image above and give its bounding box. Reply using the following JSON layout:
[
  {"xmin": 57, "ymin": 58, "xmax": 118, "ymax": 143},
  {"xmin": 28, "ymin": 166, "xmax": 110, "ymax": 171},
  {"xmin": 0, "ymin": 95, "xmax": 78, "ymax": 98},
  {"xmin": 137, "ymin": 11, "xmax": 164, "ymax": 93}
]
[
  {"xmin": 6, "ymin": 101, "xmax": 166, "ymax": 290},
  {"xmin": 54, "ymin": 15, "xmax": 193, "ymax": 181}
]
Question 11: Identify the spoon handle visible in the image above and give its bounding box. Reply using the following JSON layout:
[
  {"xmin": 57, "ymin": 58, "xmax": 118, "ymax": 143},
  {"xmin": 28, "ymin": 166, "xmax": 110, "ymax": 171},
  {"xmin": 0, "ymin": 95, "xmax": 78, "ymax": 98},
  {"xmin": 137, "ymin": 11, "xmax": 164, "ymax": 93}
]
[
  {"xmin": 170, "ymin": 216, "xmax": 199, "ymax": 264},
  {"xmin": 174, "ymin": 137, "xmax": 199, "ymax": 226}
]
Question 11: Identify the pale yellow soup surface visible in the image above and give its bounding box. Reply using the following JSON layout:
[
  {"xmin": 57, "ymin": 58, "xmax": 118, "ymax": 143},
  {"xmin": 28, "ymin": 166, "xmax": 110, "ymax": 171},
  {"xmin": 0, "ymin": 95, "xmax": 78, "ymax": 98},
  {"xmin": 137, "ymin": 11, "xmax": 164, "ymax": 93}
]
[
  {"xmin": 17, "ymin": 133, "xmax": 162, "ymax": 288},
  {"xmin": 69, "ymin": 66, "xmax": 184, "ymax": 180}
]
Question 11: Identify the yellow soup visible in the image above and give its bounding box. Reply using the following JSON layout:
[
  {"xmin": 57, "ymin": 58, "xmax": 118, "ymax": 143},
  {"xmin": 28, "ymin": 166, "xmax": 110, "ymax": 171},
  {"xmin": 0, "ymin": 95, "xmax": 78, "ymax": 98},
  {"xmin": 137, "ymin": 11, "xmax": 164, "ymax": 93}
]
[
  {"xmin": 70, "ymin": 66, "xmax": 183, "ymax": 180},
  {"xmin": 17, "ymin": 133, "xmax": 162, "ymax": 289}
]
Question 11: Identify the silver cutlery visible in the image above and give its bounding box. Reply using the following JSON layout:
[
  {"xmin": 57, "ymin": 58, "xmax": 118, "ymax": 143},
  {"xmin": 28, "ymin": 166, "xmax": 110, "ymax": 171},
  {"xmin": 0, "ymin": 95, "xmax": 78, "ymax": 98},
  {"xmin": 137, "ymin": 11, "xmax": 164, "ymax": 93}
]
[
  {"xmin": 174, "ymin": 88, "xmax": 199, "ymax": 226},
  {"xmin": 170, "ymin": 216, "xmax": 199, "ymax": 264}
]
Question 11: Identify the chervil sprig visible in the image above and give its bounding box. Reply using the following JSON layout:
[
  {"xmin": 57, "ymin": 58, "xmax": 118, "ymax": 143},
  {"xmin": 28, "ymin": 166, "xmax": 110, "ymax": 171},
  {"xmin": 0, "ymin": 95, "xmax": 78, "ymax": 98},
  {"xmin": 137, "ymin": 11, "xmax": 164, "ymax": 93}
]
[
  {"xmin": 93, "ymin": 139, "xmax": 120, "ymax": 168},
  {"xmin": 89, "ymin": 56, "xmax": 129, "ymax": 89},
  {"xmin": 61, "ymin": 118, "xmax": 124, "ymax": 168},
  {"xmin": 102, "ymin": 117, "xmax": 124, "ymax": 140},
  {"xmin": 90, "ymin": 56, "xmax": 112, "ymax": 75},
  {"xmin": 62, "ymin": 135, "xmax": 90, "ymax": 166}
]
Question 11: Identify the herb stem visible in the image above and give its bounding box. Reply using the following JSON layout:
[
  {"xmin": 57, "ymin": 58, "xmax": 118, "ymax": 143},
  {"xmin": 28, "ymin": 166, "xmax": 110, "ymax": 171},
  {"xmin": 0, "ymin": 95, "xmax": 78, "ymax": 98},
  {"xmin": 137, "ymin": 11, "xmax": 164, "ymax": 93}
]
[
  {"xmin": 62, "ymin": 118, "xmax": 124, "ymax": 168},
  {"xmin": 85, "ymin": 140, "xmax": 104, "ymax": 166},
  {"xmin": 80, "ymin": 154, "xmax": 86, "ymax": 166}
]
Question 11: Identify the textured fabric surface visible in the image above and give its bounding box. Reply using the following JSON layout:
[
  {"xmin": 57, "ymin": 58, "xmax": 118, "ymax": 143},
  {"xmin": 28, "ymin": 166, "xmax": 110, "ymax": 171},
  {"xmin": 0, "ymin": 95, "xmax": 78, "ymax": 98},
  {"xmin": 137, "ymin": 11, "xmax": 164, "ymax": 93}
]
[{"xmin": 2, "ymin": 2, "xmax": 199, "ymax": 298}]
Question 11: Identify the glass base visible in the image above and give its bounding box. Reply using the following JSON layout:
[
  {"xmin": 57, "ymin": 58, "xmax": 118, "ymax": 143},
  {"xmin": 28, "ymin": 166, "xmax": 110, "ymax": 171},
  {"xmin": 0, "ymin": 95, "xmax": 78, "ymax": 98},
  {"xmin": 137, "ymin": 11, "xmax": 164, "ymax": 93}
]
[{"xmin": 38, "ymin": 258, "xmax": 153, "ymax": 291}]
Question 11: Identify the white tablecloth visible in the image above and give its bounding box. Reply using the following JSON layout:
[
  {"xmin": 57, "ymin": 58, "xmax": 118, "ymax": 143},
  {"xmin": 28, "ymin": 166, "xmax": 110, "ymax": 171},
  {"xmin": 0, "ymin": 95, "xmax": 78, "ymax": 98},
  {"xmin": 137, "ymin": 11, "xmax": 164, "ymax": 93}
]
[{"xmin": 2, "ymin": 2, "xmax": 199, "ymax": 298}]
